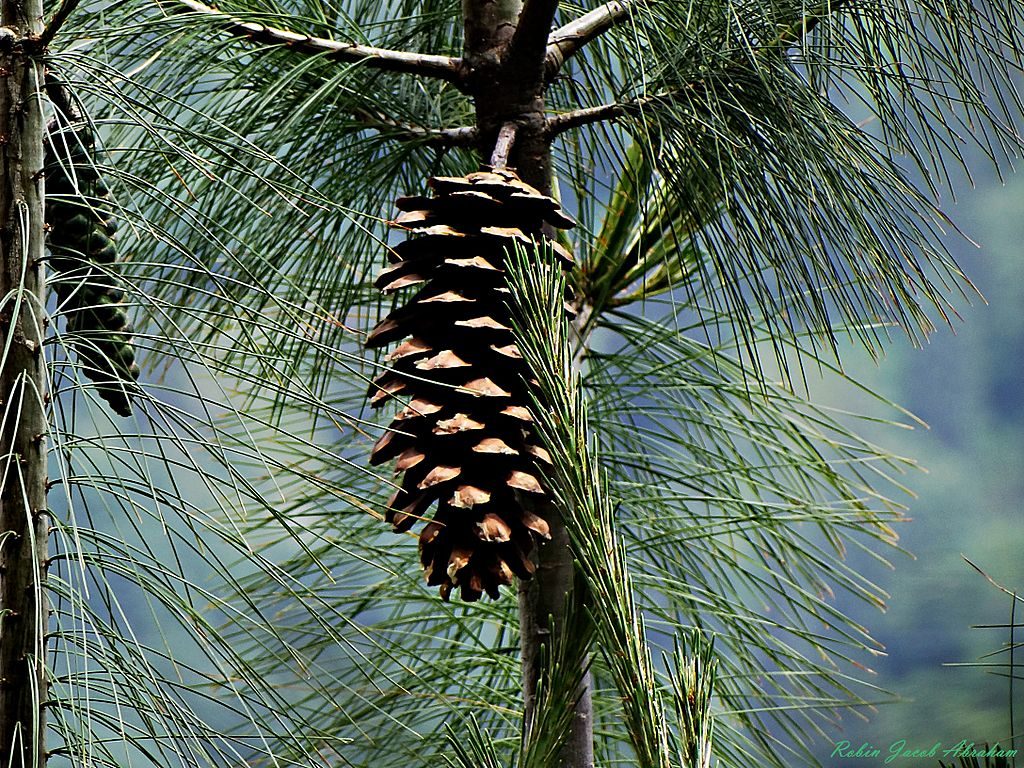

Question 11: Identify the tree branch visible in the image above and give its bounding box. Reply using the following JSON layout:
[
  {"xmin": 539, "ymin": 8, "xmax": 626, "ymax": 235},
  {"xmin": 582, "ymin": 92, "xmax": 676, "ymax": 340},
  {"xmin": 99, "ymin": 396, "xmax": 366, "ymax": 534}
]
[
  {"xmin": 547, "ymin": 101, "xmax": 632, "ymax": 134},
  {"xmin": 545, "ymin": 1, "xmax": 634, "ymax": 80},
  {"xmin": 37, "ymin": 0, "xmax": 81, "ymax": 48},
  {"xmin": 504, "ymin": 0, "xmax": 560, "ymax": 82},
  {"xmin": 172, "ymin": 0, "xmax": 468, "ymax": 88}
]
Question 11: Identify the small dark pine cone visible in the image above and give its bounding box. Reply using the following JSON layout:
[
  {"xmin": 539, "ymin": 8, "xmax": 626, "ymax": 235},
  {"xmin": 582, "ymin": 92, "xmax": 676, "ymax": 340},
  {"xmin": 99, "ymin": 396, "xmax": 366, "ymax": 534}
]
[
  {"xmin": 46, "ymin": 122, "xmax": 140, "ymax": 417},
  {"xmin": 366, "ymin": 169, "xmax": 575, "ymax": 602}
]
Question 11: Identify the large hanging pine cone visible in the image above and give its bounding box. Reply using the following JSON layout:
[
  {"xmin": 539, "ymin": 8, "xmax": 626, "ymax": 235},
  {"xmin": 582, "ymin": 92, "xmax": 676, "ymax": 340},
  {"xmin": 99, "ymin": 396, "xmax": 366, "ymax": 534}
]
[
  {"xmin": 366, "ymin": 169, "xmax": 574, "ymax": 601},
  {"xmin": 46, "ymin": 122, "xmax": 140, "ymax": 417}
]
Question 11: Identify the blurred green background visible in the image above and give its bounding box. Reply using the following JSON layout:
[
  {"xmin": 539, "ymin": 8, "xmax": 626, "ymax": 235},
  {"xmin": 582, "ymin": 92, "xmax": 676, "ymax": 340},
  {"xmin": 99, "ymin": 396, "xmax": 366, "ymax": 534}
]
[{"xmin": 809, "ymin": 159, "xmax": 1024, "ymax": 764}]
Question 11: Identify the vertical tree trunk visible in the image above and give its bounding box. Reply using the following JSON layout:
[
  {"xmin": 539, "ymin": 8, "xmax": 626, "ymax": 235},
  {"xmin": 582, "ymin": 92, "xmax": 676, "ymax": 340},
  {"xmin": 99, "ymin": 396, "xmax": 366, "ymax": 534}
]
[
  {"xmin": 518, "ymin": 507, "xmax": 594, "ymax": 768},
  {"xmin": 461, "ymin": 3, "xmax": 594, "ymax": 765},
  {"xmin": 0, "ymin": 4, "xmax": 49, "ymax": 766}
]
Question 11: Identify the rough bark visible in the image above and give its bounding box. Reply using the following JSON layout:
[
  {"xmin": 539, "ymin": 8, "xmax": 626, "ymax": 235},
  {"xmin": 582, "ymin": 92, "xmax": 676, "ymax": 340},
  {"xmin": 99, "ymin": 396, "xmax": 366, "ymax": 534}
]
[
  {"xmin": 0, "ymin": 4, "xmax": 49, "ymax": 766},
  {"xmin": 462, "ymin": 0, "xmax": 522, "ymax": 58},
  {"xmin": 465, "ymin": 0, "xmax": 550, "ymax": 203},
  {"xmin": 462, "ymin": 2, "xmax": 594, "ymax": 766},
  {"xmin": 517, "ymin": 504, "xmax": 594, "ymax": 768}
]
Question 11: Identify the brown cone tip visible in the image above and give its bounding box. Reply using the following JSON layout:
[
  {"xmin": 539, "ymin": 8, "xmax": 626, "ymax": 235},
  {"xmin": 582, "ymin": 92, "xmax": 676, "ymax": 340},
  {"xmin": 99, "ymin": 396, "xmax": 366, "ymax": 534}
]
[{"xmin": 366, "ymin": 169, "xmax": 575, "ymax": 601}]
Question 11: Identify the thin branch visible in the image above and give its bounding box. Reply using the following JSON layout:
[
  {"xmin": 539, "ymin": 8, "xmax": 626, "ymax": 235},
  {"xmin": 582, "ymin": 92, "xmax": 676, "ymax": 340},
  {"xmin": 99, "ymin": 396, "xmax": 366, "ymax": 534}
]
[
  {"xmin": 964, "ymin": 557, "xmax": 1024, "ymax": 603},
  {"xmin": 489, "ymin": 122, "xmax": 518, "ymax": 166},
  {"xmin": 547, "ymin": 102, "xmax": 632, "ymax": 135},
  {"xmin": 545, "ymin": 1, "xmax": 634, "ymax": 80},
  {"xmin": 172, "ymin": 0, "xmax": 468, "ymax": 87},
  {"xmin": 351, "ymin": 107, "xmax": 477, "ymax": 147},
  {"xmin": 546, "ymin": 0, "xmax": 853, "ymax": 135},
  {"xmin": 38, "ymin": 0, "xmax": 81, "ymax": 48}
]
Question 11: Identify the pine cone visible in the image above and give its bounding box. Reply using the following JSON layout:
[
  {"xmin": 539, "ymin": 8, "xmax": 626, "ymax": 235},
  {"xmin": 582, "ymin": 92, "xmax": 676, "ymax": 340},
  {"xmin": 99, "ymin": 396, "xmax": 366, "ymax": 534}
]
[
  {"xmin": 366, "ymin": 169, "xmax": 574, "ymax": 601},
  {"xmin": 46, "ymin": 123, "xmax": 140, "ymax": 417}
]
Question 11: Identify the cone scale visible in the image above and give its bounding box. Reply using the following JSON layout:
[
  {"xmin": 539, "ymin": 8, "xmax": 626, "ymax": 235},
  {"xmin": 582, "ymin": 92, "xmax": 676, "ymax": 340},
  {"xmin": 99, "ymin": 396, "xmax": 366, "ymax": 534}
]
[{"xmin": 367, "ymin": 169, "xmax": 573, "ymax": 601}]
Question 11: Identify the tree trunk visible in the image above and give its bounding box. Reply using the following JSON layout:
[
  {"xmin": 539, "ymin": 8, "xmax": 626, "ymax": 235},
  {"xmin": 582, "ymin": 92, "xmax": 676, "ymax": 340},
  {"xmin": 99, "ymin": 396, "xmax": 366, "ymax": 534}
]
[
  {"xmin": 461, "ymin": 3, "xmax": 594, "ymax": 766},
  {"xmin": 518, "ymin": 506, "xmax": 594, "ymax": 768},
  {"xmin": 0, "ymin": 4, "xmax": 49, "ymax": 766}
]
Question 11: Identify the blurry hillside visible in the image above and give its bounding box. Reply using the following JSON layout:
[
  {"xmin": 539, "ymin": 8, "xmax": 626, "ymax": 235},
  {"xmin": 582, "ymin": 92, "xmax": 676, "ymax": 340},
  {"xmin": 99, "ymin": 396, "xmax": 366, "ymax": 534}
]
[{"xmin": 812, "ymin": 160, "xmax": 1024, "ymax": 763}]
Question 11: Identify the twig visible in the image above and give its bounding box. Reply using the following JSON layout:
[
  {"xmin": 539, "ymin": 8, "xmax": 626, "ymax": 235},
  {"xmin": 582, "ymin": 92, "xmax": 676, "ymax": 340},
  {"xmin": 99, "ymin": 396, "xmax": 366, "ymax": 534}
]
[
  {"xmin": 38, "ymin": 0, "xmax": 81, "ymax": 48},
  {"xmin": 172, "ymin": 0, "xmax": 468, "ymax": 88},
  {"xmin": 963, "ymin": 557, "xmax": 1024, "ymax": 602},
  {"xmin": 489, "ymin": 122, "xmax": 518, "ymax": 167},
  {"xmin": 545, "ymin": 1, "xmax": 634, "ymax": 79},
  {"xmin": 351, "ymin": 107, "xmax": 477, "ymax": 147},
  {"xmin": 547, "ymin": 101, "xmax": 633, "ymax": 135}
]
